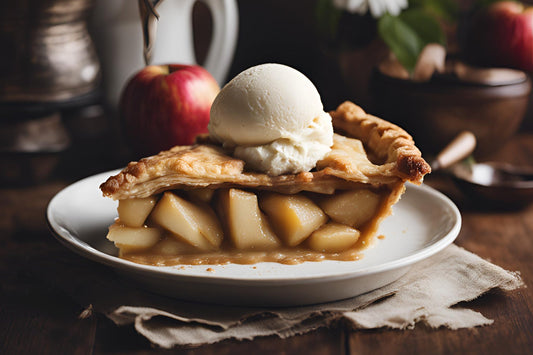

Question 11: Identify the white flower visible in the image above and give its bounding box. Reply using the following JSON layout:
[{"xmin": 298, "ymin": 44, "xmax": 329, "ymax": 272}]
[{"xmin": 332, "ymin": 0, "xmax": 408, "ymax": 17}]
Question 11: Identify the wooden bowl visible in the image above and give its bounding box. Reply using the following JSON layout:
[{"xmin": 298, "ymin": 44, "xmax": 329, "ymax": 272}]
[{"xmin": 371, "ymin": 70, "xmax": 531, "ymax": 158}]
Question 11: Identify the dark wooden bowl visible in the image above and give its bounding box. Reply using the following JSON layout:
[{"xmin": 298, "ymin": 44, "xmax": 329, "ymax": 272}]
[{"xmin": 371, "ymin": 70, "xmax": 532, "ymax": 158}]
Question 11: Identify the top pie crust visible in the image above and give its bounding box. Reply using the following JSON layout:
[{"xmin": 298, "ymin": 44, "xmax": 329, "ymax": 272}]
[{"xmin": 100, "ymin": 101, "xmax": 431, "ymax": 200}]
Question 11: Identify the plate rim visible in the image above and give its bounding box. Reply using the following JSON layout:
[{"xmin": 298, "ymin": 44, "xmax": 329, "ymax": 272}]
[{"xmin": 47, "ymin": 170, "xmax": 461, "ymax": 285}]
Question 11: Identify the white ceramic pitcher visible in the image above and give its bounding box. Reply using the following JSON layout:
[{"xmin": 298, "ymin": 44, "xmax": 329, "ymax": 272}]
[{"xmin": 91, "ymin": 0, "xmax": 238, "ymax": 109}]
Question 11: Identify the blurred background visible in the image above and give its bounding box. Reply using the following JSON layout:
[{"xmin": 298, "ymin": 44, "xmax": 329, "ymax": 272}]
[{"xmin": 2, "ymin": 0, "xmax": 533, "ymax": 184}]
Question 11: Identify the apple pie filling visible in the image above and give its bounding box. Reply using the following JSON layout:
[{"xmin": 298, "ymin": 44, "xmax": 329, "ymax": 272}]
[{"xmin": 106, "ymin": 183, "xmax": 404, "ymax": 266}]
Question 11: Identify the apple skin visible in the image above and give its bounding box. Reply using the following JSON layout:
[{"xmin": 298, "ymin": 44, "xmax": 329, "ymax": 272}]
[
  {"xmin": 120, "ymin": 64, "xmax": 220, "ymax": 156},
  {"xmin": 463, "ymin": 1, "xmax": 533, "ymax": 71}
]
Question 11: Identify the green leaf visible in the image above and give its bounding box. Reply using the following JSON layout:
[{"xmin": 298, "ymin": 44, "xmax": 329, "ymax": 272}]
[
  {"xmin": 409, "ymin": 0, "xmax": 459, "ymax": 23},
  {"xmin": 378, "ymin": 9, "xmax": 446, "ymax": 73},
  {"xmin": 378, "ymin": 14, "xmax": 423, "ymax": 73},
  {"xmin": 401, "ymin": 8, "xmax": 446, "ymax": 46},
  {"xmin": 315, "ymin": 0, "xmax": 343, "ymax": 42}
]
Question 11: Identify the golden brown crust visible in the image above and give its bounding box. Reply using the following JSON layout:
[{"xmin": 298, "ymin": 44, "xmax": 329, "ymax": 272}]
[
  {"xmin": 101, "ymin": 101, "xmax": 431, "ymax": 200},
  {"xmin": 330, "ymin": 101, "xmax": 431, "ymax": 183}
]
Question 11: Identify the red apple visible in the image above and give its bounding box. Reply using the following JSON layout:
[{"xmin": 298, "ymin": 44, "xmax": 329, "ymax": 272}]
[
  {"xmin": 120, "ymin": 64, "xmax": 220, "ymax": 156},
  {"xmin": 463, "ymin": 1, "xmax": 533, "ymax": 71}
]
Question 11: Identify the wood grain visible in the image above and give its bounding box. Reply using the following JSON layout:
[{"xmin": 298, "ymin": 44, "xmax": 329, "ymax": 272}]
[{"xmin": 1, "ymin": 136, "xmax": 532, "ymax": 354}]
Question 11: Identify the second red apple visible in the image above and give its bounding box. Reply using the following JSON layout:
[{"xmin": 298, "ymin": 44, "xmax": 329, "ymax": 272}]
[
  {"xmin": 120, "ymin": 64, "xmax": 220, "ymax": 156},
  {"xmin": 463, "ymin": 1, "xmax": 533, "ymax": 71}
]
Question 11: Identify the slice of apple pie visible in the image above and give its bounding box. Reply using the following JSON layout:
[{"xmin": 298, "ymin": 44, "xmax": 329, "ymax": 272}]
[{"xmin": 101, "ymin": 101, "xmax": 430, "ymax": 265}]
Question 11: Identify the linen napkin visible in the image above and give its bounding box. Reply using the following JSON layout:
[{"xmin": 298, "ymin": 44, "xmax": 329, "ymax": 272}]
[{"xmin": 38, "ymin": 244, "xmax": 523, "ymax": 348}]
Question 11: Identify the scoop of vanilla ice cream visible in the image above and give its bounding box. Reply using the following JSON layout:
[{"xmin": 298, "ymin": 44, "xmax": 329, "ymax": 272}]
[{"xmin": 208, "ymin": 63, "xmax": 333, "ymax": 175}]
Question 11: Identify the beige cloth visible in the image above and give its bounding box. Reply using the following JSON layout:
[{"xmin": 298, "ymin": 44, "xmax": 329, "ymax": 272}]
[{"xmin": 39, "ymin": 244, "xmax": 523, "ymax": 348}]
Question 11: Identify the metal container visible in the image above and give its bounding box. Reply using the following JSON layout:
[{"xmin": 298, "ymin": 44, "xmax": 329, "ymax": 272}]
[
  {"xmin": 0, "ymin": 0, "xmax": 101, "ymax": 103},
  {"xmin": 0, "ymin": 0, "xmax": 103, "ymax": 184}
]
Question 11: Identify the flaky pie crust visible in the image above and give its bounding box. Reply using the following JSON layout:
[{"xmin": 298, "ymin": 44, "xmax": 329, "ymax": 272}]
[{"xmin": 101, "ymin": 101, "xmax": 431, "ymax": 200}]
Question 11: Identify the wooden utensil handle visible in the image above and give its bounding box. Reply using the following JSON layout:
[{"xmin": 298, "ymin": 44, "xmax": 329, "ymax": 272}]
[{"xmin": 432, "ymin": 131, "xmax": 477, "ymax": 170}]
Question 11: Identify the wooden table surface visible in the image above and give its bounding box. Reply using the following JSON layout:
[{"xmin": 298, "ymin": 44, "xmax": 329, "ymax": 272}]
[{"xmin": 1, "ymin": 133, "xmax": 532, "ymax": 355}]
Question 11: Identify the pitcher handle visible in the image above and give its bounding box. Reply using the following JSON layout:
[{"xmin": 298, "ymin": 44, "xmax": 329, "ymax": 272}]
[{"xmin": 200, "ymin": 0, "xmax": 238, "ymax": 85}]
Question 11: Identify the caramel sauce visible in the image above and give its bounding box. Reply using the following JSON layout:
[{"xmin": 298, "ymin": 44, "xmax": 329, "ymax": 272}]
[
  {"xmin": 120, "ymin": 226, "xmax": 379, "ymax": 266},
  {"xmin": 122, "ymin": 246, "xmax": 364, "ymax": 266}
]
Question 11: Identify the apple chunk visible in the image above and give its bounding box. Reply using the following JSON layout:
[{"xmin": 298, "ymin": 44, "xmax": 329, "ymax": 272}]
[
  {"xmin": 150, "ymin": 192, "xmax": 222, "ymax": 250},
  {"xmin": 106, "ymin": 224, "xmax": 161, "ymax": 252},
  {"xmin": 151, "ymin": 237, "xmax": 197, "ymax": 255},
  {"xmin": 117, "ymin": 196, "xmax": 158, "ymax": 227},
  {"xmin": 308, "ymin": 222, "xmax": 360, "ymax": 252},
  {"xmin": 217, "ymin": 189, "xmax": 280, "ymax": 250},
  {"xmin": 186, "ymin": 188, "xmax": 215, "ymax": 203},
  {"xmin": 259, "ymin": 192, "xmax": 327, "ymax": 246},
  {"xmin": 318, "ymin": 189, "xmax": 381, "ymax": 228}
]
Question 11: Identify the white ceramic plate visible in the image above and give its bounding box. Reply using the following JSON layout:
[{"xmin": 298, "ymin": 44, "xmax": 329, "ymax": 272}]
[{"xmin": 47, "ymin": 170, "xmax": 461, "ymax": 306}]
